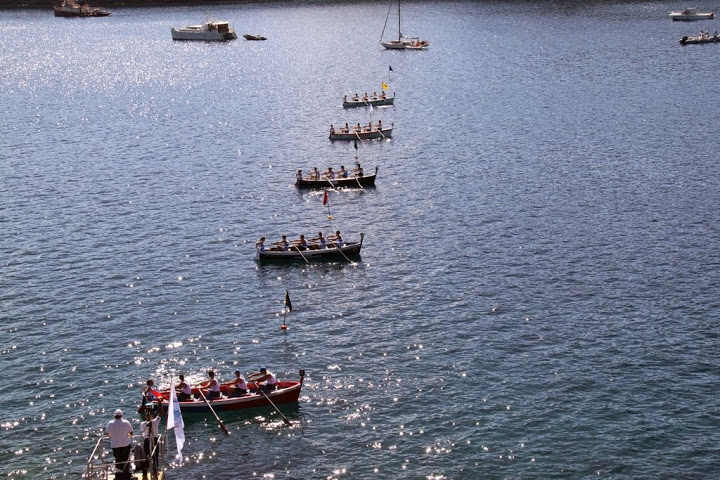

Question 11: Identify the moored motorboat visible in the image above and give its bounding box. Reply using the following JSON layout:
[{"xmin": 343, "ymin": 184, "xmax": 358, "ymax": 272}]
[
  {"xmin": 669, "ymin": 8, "xmax": 715, "ymax": 21},
  {"xmin": 243, "ymin": 34, "xmax": 267, "ymax": 40},
  {"xmin": 296, "ymin": 167, "xmax": 378, "ymax": 189},
  {"xmin": 343, "ymin": 93, "xmax": 395, "ymax": 108},
  {"xmin": 53, "ymin": 0, "xmax": 110, "ymax": 17},
  {"xmin": 171, "ymin": 20, "xmax": 238, "ymax": 41},
  {"xmin": 329, "ymin": 123, "xmax": 393, "ymax": 141},
  {"xmin": 257, "ymin": 234, "xmax": 363, "ymax": 262},
  {"xmin": 680, "ymin": 32, "xmax": 720, "ymax": 44},
  {"xmin": 157, "ymin": 373, "xmax": 305, "ymax": 412}
]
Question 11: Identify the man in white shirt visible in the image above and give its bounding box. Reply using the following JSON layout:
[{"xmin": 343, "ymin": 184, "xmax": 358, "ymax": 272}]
[{"xmin": 106, "ymin": 409, "xmax": 134, "ymax": 473}]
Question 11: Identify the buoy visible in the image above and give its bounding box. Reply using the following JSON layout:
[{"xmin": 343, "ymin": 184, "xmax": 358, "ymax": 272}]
[{"xmin": 280, "ymin": 325, "xmax": 287, "ymax": 331}]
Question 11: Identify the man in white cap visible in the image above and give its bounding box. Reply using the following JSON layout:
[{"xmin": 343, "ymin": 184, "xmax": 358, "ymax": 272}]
[{"xmin": 106, "ymin": 408, "xmax": 134, "ymax": 473}]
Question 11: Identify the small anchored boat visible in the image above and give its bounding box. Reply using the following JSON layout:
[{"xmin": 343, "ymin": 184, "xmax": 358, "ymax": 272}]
[
  {"xmin": 53, "ymin": 0, "xmax": 110, "ymax": 17},
  {"xmin": 343, "ymin": 93, "xmax": 395, "ymax": 108},
  {"xmin": 171, "ymin": 20, "xmax": 238, "ymax": 41},
  {"xmin": 243, "ymin": 34, "xmax": 267, "ymax": 40},
  {"xmin": 329, "ymin": 124, "xmax": 393, "ymax": 141},
  {"xmin": 669, "ymin": 8, "xmax": 715, "ymax": 21},
  {"xmin": 296, "ymin": 167, "xmax": 378, "ymax": 189}
]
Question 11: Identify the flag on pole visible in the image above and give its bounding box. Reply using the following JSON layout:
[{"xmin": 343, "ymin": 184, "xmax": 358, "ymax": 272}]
[
  {"xmin": 167, "ymin": 380, "xmax": 185, "ymax": 464},
  {"xmin": 382, "ymin": 82, "xmax": 389, "ymax": 90},
  {"xmin": 389, "ymin": 65, "xmax": 393, "ymax": 72},
  {"xmin": 285, "ymin": 290, "xmax": 292, "ymax": 313},
  {"xmin": 323, "ymin": 190, "xmax": 328, "ymax": 205}
]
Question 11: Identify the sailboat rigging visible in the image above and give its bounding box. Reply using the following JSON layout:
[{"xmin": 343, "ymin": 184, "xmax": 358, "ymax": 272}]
[{"xmin": 380, "ymin": 0, "xmax": 428, "ymax": 50}]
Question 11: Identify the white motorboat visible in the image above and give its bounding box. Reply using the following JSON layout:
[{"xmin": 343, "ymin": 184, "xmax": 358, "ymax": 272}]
[
  {"xmin": 669, "ymin": 8, "xmax": 715, "ymax": 21},
  {"xmin": 171, "ymin": 20, "xmax": 238, "ymax": 41}
]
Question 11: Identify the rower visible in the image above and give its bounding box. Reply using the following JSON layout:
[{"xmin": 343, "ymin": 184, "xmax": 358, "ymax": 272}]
[
  {"xmin": 202, "ymin": 370, "xmax": 221, "ymax": 400},
  {"xmin": 176, "ymin": 375, "xmax": 192, "ymax": 401},
  {"xmin": 223, "ymin": 371, "xmax": 248, "ymax": 398},
  {"xmin": 338, "ymin": 165, "xmax": 348, "ymax": 178},
  {"xmin": 271, "ymin": 235, "xmax": 290, "ymax": 251},
  {"xmin": 353, "ymin": 163, "xmax": 364, "ymax": 177},
  {"xmin": 292, "ymin": 234, "xmax": 308, "ymax": 251},
  {"xmin": 249, "ymin": 367, "xmax": 278, "ymax": 393},
  {"xmin": 310, "ymin": 231, "xmax": 327, "ymax": 249},
  {"xmin": 328, "ymin": 230, "xmax": 344, "ymax": 247},
  {"xmin": 324, "ymin": 167, "xmax": 335, "ymax": 179}
]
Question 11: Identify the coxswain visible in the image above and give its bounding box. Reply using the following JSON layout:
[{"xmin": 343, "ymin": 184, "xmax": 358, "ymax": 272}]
[{"xmin": 256, "ymin": 236, "xmax": 266, "ymax": 252}]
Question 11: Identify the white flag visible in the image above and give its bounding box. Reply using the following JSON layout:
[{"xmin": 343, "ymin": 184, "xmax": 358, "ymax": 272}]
[{"xmin": 166, "ymin": 378, "xmax": 185, "ymax": 464}]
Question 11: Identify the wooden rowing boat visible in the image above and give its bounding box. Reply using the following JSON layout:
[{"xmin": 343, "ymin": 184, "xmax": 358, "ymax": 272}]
[
  {"xmin": 296, "ymin": 167, "xmax": 378, "ymax": 189},
  {"xmin": 343, "ymin": 93, "xmax": 395, "ymax": 108},
  {"xmin": 257, "ymin": 234, "xmax": 364, "ymax": 262},
  {"xmin": 329, "ymin": 125, "xmax": 393, "ymax": 141},
  {"xmin": 157, "ymin": 373, "xmax": 304, "ymax": 413}
]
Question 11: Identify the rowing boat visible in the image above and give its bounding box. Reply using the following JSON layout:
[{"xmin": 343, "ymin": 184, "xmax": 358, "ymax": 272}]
[
  {"xmin": 329, "ymin": 125, "xmax": 393, "ymax": 141},
  {"xmin": 257, "ymin": 234, "xmax": 364, "ymax": 262},
  {"xmin": 157, "ymin": 372, "xmax": 304, "ymax": 413},
  {"xmin": 343, "ymin": 93, "xmax": 395, "ymax": 108},
  {"xmin": 296, "ymin": 167, "xmax": 378, "ymax": 189}
]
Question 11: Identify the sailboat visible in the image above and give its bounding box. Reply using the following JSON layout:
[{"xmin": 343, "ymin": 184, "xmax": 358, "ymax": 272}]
[{"xmin": 380, "ymin": 0, "xmax": 428, "ymax": 50}]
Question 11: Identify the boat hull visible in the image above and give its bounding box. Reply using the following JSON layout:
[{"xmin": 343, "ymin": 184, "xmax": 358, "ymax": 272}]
[
  {"xmin": 172, "ymin": 30, "xmax": 238, "ymax": 41},
  {"xmin": 244, "ymin": 34, "xmax": 267, "ymax": 40},
  {"xmin": 53, "ymin": 7, "xmax": 110, "ymax": 17},
  {"xmin": 159, "ymin": 380, "xmax": 303, "ymax": 413},
  {"xmin": 381, "ymin": 39, "xmax": 429, "ymax": 50},
  {"xmin": 330, "ymin": 127, "xmax": 392, "ymax": 141},
  {"xmin": 257, "ymin": 240, "xmax": 363, "ymax": 262},
  {"xmin": 343, "ymin": 96, "xmax": 394, "ymax": 108},
  {"xmin": 670, "ymin": 12, "xmax": 715, "ymax": 21},
  {"xmin": 296, "ymin": 173, "xmax": 377, "ymax": 189}
]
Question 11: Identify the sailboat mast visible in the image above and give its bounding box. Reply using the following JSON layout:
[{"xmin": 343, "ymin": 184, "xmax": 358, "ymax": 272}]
[{"xmin": 397, "ymin": 0, "xmax": 401, "ymax": 41}]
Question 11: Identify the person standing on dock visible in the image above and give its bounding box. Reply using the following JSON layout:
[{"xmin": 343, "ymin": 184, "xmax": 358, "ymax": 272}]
[{"xmin": 106, "ymin": 409, "xmax": 133, "ymax": 474}]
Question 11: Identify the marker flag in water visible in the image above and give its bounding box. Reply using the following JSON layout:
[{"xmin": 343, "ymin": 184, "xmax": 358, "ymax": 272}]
[
  {"xmin": 382, "ymin": 82, "xmax": 389, "ymax": 90},
  {"xmin": 389, "ymin": 65, "xmax": 393, "ymax": 72},
  {"xmin": 354, "ymin": 140, "xmax": 358, "ymax": 150},
  {"xmin": 166, "ymin": 380, "xmax": 185, "ymax": 464},
  {"xmin": 285, "ymin": 290, "xmax": 292, "ymax": 313},
  {"xmin": 323, "ymin": 190, "xmax": 328, "ymax": 205}
]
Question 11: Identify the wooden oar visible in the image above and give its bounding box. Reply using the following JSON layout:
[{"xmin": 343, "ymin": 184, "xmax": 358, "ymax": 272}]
[
  {"xmin": 248, "ymin": 375, "xmax": 292, "ymax": 426},
  {"xmin": 291, "ymin": 243, "xmax": 310, "ymax": 265},
  {"xmin": 196, "ymin": 387, "xmax": 230, "ymax": 435},
  {"xmin": 327, "ymin": 238, "xmax": 355, "ymax": 265}
]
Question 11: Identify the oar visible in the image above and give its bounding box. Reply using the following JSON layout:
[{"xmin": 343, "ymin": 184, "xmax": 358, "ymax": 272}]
[
  {"xmin": 196, "ymin": 387, "xmax": 230, "ymax": 435},
  {"xmin": 291, "ymin": 242, "xmax": 310, "ymax": 264},
  {"xmin": 329, "ymin": 239, "xmax": 355, "ymax": 264},
  {"xmin": 248, "ymin": 375, "xmax": 292, "ymax": 426}
]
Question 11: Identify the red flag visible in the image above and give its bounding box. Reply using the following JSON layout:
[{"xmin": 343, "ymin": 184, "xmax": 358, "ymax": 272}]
[{"xmin": 323, "ymin": 190, "xmax": 328, "ymax": 205}]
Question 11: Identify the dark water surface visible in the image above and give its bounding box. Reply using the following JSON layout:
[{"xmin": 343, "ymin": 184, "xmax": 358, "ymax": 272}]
[{"xmin": 2, "ymin": 1, "xmax": 720, "ymax": 478}]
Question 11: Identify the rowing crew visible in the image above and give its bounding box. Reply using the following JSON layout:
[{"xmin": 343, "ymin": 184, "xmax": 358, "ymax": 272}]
[
  {"xmin": 298, "ymin": 163, "xmax": 364, "ymax": 181},
  {"xmin": 343, "ymin": 91, "xmax": 388, "ymax": 102},
  {"xmin": 257, "ymin": 231, "xmax": 344, "ymax": 252},
  {"xmin": 141, "ymin": 368, "xmax": 278, "ymax": 404},
  {"xmin": 330, "ymin": 120, "xmax": 384, "ymax": 135}
]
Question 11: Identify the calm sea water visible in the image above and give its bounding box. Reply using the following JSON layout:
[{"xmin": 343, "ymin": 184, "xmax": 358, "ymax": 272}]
[{"xmin": 2, "ymin": 1, "xmax": 720, "ymax": 478}]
